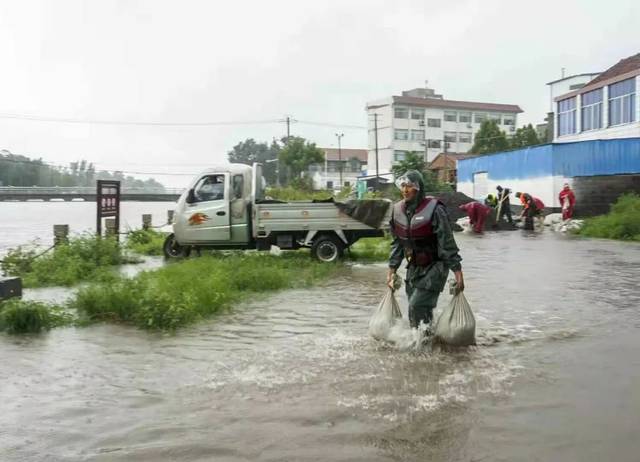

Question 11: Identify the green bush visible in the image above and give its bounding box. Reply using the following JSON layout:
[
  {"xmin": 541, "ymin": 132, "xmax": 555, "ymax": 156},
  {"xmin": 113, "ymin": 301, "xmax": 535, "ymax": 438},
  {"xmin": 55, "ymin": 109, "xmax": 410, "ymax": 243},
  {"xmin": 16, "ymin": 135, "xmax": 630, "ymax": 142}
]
[
  {"xmin": 347, "ymin": 236, "xmax": 391, "ymax": 262},
  {"xmin": 0, "ymin": 299, "xmax": 73, "ymax": 334},
  {"xmin": 1, "ymin": 234, "xmax": 141, "ymax": 288},
  {"xmin": 578, "ymin": 193, "xmax": 640, "ymax": 241},
  {"xmin": 125, "ymin": 229, "xmax": 166, "ymax": 256},
  {"xmin": 71, "ymin": 252, "xmax": 337, "ymax": 330},
  {"xmin": 266, "ymin": 186, "xmax": 334, "ymax": 201}
]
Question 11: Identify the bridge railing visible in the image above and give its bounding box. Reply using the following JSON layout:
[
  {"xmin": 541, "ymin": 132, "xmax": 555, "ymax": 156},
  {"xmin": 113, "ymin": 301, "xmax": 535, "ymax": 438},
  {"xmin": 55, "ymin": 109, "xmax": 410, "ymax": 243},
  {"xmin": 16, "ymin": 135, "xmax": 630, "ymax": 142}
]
[{"xmin": 0, "ymin": 186, "xmax": 185, "ymax": 195}]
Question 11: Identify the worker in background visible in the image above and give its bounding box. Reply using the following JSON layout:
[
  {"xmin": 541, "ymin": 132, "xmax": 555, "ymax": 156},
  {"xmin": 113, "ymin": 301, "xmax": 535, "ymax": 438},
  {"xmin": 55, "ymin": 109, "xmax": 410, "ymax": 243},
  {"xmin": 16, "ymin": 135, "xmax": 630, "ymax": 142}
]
[
  {"xmin": 459, "ymin": 201, "xmax": 492, "ymax": 234},
  {"xmin": 515, "ymin": 192, "xmax": 545, "ymax": 230},
  {"xmin": 387, "ymin": 170, "xmax": 464, "ymax": 331},
  {"xmin": 495, "ymin": 185, "xmax": 513, "ymax": 224},
  {"xmin": 558, "ymin": 183, "xmax": 576, "ymax": 221},
  {"xmin": 484, "ymin": 193, "xmax": 498, "ymax": 208}
]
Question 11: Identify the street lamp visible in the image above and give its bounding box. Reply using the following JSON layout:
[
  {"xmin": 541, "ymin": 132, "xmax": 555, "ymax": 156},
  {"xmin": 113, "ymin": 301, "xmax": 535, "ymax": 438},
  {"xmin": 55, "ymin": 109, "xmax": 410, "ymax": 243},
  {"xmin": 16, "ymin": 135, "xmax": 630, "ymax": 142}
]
[{"xmin": 335, "ymin": 133, "xmax": 344, "ymax": 188}]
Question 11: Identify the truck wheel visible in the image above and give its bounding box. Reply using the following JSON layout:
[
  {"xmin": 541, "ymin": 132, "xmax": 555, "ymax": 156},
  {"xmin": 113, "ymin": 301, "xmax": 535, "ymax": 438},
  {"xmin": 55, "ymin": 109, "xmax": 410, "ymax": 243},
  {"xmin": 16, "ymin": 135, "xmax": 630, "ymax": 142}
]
[
  {"xmin": 163, "ymin": 233, "xmax": 191, "ymax": 259},
  {"xmin": 311, "ymin": 235, "xmax": 344, "ymax": 262}
]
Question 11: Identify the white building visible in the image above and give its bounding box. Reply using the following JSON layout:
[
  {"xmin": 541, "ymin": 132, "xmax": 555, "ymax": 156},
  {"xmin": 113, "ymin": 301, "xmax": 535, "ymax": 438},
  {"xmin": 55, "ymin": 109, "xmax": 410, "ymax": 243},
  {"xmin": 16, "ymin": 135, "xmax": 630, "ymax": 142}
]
[
  {"xmin": 365, "ymin": 86, "xmax": 522, "ymax": 174},
  {"xmin": 546, "ymin": 72, "xmax": 601, "ymax": 112},
  {"xmin": 309, "ymin": 148, "xmax": 367, "ymax": 191},
  {"xmin": 554, "ymin": 52, "xmax": 640, "ymax": 142}
]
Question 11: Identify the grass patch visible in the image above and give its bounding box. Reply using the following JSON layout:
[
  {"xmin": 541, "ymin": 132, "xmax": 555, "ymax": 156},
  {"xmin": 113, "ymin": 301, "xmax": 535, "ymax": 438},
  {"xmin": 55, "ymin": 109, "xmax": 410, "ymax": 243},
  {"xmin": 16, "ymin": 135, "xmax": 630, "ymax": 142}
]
[
  {"xmin": 1, "ymin": 234, "xmax": 141, "ymax": 288},
  {"xmin": 577, "ymin": 193, "xmax": 640, "ymax": 241},
  {"xmin": 71, "ymin": 252, "xmax": 338, "ymax": 330},
  {"xmin": 125, "ymin": 228, "xmax": 166, "ymax": 256},
  {"xmin": 0, "ymin": 299, "xmax": 74, "ymax": 334},
  {"xmin": 347, "ymin": 236, "xmax": 391, "ymax": 262}
]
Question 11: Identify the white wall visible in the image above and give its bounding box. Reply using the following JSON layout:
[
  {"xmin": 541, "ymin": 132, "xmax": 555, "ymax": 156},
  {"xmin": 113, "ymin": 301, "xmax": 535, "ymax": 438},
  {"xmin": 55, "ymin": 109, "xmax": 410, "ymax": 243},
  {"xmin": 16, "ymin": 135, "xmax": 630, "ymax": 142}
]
[{"xmin": 458, "ymin": 175, "xmax": 568, "ymax": 209}]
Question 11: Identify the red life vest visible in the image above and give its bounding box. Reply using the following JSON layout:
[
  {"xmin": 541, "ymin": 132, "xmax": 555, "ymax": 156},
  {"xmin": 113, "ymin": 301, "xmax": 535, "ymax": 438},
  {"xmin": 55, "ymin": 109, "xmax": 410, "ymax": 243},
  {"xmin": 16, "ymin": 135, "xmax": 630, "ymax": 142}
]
[{"xmin": 391, "ymin": 196, "xmax": 440, "ymax": 266}]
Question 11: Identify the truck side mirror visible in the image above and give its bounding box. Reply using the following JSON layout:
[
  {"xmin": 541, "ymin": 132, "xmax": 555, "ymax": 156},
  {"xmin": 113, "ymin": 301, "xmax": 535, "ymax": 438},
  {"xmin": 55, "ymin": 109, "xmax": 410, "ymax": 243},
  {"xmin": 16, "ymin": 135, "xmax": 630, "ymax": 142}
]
[{"xmin": 186, "ymin": 188, "xmax": 196, "ymax": 204}]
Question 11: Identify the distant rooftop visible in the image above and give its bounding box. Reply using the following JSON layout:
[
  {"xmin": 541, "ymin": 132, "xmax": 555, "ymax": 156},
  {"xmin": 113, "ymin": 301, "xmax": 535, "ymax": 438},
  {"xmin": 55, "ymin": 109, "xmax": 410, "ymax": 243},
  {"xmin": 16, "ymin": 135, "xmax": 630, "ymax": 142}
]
[
  {"xmin": 546, "ymin": 72, "xmax": 602, "ymax": 86},
  {"xmin": 393, "ymin": 95, "xmax": 523, "ymax": 113}
]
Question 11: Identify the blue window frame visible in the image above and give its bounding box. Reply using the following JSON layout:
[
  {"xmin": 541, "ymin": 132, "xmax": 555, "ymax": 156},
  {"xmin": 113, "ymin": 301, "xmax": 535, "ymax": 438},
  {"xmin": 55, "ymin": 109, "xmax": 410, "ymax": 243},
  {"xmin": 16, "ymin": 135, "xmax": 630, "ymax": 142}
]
[
  {"xmin": 608, "ymin": 78, "xmax": 636, "ymax": 126},
  {"xmin": 581, "ymin": 88, "xmax": 603, "ymax": 131},
  {"xmin": 558, "ymin": 97, "xmax": 576, "ymax": 136}
]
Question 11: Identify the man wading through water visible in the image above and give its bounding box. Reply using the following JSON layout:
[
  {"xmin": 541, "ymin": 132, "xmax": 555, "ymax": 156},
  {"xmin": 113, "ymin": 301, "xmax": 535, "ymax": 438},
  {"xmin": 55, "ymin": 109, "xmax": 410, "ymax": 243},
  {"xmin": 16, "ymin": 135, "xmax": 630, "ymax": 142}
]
[{"xmin": 387, "ymin": 170, "xmax": 465, "ymax": 332}]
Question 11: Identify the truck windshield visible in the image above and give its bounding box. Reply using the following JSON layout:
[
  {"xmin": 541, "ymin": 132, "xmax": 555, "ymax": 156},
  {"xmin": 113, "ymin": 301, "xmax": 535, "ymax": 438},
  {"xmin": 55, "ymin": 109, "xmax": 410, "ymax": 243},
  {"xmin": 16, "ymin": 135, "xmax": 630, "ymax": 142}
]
[{"xmin": 193, "ymin": 174, "xmax": 225, "ymax": 202}]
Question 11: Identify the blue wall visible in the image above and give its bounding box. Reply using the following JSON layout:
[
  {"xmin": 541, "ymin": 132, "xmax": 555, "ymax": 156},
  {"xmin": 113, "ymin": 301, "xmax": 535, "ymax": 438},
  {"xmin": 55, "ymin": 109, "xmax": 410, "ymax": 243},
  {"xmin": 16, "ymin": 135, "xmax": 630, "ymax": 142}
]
[{"xmin": 458, "ymin": 137, "xmax": 640, "ymax": 182}]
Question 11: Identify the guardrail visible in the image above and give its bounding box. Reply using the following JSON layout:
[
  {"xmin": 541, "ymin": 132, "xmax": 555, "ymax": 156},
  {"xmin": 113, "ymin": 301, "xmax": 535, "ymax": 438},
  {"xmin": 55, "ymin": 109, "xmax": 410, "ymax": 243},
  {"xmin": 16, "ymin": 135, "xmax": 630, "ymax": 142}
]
[
  {"xmin": 0, "ymin": 186, "xmax": 185, "ymax": 195},
  {"xmin": 0, "ymin": 186, "xmax": 185, "ymax": 202}
]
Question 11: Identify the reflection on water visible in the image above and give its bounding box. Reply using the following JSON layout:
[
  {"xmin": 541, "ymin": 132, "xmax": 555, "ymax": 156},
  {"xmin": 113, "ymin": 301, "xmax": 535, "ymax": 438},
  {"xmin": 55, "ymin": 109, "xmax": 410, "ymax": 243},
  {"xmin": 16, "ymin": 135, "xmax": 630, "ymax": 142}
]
[{"xmin": 1, "ymin": 213, "xmax": 640, "ymax": 461}]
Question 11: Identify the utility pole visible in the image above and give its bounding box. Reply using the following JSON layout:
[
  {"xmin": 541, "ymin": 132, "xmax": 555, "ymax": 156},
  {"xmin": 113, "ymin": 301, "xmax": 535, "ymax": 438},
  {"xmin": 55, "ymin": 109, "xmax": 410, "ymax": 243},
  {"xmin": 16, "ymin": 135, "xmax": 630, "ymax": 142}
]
[
  {"xmin": 443, "ymin": 139, "xmax": 449, "ymax": 184},
  {"xmin": 286, "ymin": 116, "xmax": 291, "ymax": 141},
  {"xmin": 374, "ymin": 113, "xmax": 379, "ymax": 190},
  {"xmin": 335, "ymin": 133, "xmax": 344, "ymax": 188}
]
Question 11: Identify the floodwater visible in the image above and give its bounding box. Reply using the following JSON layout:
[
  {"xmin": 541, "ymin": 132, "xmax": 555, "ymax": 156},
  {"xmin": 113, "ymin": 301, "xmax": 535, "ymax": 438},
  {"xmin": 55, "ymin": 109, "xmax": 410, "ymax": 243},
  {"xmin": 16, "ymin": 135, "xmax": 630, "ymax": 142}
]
[
  {"xmin": 0, "ymin": 201, "xmax": 174, "ymax": 256},
  {"xmin": 1, "ymin": 204, "xmax": 640, "ymax": 461}
]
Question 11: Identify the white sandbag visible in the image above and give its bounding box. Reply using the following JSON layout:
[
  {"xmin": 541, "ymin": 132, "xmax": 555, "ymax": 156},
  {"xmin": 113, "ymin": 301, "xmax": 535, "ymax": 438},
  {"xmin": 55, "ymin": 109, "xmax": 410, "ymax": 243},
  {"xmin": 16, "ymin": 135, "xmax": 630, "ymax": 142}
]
[
  {"xmin": 368, "ymin": 288, "xmax": 402, "ymax": 341},
  {"xmin": 434, "ymin": 292, "xmax": 476, "ymax": 346},
  {"xmin": 544, "ymin": 213, "xmax": 563, "ymax": 226}
]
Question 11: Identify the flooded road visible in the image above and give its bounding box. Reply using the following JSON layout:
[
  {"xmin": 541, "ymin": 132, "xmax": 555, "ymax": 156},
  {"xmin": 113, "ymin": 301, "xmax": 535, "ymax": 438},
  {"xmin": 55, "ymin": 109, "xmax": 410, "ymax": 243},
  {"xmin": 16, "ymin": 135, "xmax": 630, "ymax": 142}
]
[{"xmin": 1, "ymin": 230, "xmax": 640, "ymax": 461}]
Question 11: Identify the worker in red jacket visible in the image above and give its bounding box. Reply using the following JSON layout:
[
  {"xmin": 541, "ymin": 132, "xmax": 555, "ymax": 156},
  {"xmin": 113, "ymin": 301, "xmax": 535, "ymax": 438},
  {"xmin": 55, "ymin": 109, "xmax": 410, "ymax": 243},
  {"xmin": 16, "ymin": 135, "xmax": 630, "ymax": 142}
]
[
  {"xmin": 558, "ymin": 183, "xmax": 576, "ymax": 220},
  {"xmin": 515, "ymin": 192, "xmax": 544, "ymax": 230},
  {"xmin": 459, "ymin": 201, "xmax": 492, "ymax": 233}
]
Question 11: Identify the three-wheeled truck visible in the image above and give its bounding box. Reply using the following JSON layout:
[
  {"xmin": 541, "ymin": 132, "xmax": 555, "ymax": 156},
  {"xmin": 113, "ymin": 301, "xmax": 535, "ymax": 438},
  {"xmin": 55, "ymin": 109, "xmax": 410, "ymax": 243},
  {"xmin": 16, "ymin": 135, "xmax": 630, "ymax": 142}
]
[{"xmin": 163, "ymin": 163, "xmax": 391, "ymax": 261}]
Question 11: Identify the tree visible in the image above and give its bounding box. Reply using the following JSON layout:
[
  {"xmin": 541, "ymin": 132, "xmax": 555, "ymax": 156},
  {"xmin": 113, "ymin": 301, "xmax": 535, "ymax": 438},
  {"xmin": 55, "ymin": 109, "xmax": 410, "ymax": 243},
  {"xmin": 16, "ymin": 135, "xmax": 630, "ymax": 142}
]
[
  {"xmin": 510, "ymin": 124, "xmax": 541, "ymax": 149},
  {"xmin": 227, "ymin": 138, "xmax": 280, "ymax": 185},
  {"xmin": 470, "ymin": 120, "xmax": 510, "ymax": 154},
  {"xmin": 278, "ymin": 137, "xmax": 324, "ymax": 185},
  {"xmin": 391, "ymin": 151, "xmax": 425, "ymax": 178}
]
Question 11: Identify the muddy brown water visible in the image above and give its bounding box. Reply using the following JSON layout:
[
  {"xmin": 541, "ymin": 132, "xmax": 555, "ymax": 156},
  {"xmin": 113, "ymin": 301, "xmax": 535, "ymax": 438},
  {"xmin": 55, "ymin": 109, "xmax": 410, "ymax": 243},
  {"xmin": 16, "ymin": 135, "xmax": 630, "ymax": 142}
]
[{"xmin": 1, "ymin": 204, "xmax": 640, "ymax": 461}]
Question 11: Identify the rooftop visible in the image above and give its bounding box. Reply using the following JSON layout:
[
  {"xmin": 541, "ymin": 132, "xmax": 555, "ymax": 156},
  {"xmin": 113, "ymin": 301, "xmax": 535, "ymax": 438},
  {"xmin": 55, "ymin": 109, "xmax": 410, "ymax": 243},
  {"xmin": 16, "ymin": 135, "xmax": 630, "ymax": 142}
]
[
  {"xmin": 392, "ymin": 95, "xmax": 523, "ymax": 113},
  {"xmin": 555, "ymin": 52, "xmax": 640, "ymax": 101},
  {"xmin": 546, "ymin": 72, "xmax": 602, "ymax": 86}
]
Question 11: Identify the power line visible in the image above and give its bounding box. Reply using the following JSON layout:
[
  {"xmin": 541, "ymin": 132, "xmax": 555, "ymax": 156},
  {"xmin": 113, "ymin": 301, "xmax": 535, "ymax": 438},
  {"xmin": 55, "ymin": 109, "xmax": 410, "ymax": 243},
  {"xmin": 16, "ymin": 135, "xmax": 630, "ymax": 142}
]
[
  {"xmin": 296, "ymin": 119, "xmax": 366, "ymax": 130},
  {"xmin": 0, "ymin": 113, "xmax": 281, "ymax": 127}
]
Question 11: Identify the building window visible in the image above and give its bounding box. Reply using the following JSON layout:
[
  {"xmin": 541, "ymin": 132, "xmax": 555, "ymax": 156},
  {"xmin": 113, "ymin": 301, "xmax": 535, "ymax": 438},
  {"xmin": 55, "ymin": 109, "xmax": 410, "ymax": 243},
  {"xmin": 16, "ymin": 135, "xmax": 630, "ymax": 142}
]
[
  {"xmin": 411, "ymin": 108, "xmax": 425, "ymax": 120},
  {"xmin": 410, "ymin": 130, "xmax": 425, "ymax": 141},
  {"xmin": 557, "ymin": 97, "xmax": 577, "ymax": 136},
  {"xmin": 444, "ymin": 111, "xmax": 457, "ymax": 122},
  {"xmin": 327, "ymin": 181, "xmax": 333, "ymax": 189},
  {"xmin": 474, "ymin": 113, "xmax": 487, "ymax": 123},
  {"xmin": 459, "ymin": 132, "xmax": 472, "ymax": 143},
  {"xmin": 344, "ymin": 181, "xmax": 350, "ymax": 187},
  {"xmin": 427, "ymin": 139, "xmax": 441, "ymax": 149},
  {"xmin": 394, "ymin": 129, "xmax": 408, "ymax": 140},
  {"xmin": 444, "ymin": 132, "xmax": 457, "ymax": 142},
  {"xmin": 581, "ymin": 88, "xmax": 603, "ymax": 131},
  {"xmin": 608, "ymin": 78, "xmax": 636, "ymax": 126},
  {"xmin": 489, "ymin": 113, "xmax": 502, "ymax": 124},
  {"xmin": 394, "ymin": 150, "xmax": 407, "ymax": 161},
  {"xmin": 427, "ymin": 118, "xmax": 441, "ymax": 127},
  {"xmin": 394, "ymin": 106, "xmax": 409, "ymax": 119},
  {"xmin": 459, "ymin": 112, "xmax": 471, "ymax": 123},
  {"xmin": 503, "ymin": 115, "xmax": 515, "ymax": 126}
]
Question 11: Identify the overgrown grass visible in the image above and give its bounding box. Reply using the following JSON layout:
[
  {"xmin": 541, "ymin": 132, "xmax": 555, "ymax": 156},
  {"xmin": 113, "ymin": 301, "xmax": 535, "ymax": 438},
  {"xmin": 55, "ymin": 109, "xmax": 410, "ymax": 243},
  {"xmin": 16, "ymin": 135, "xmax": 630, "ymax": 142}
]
[
  {"xmin": 125, "ymin": 228, "xmax": 167, "ymax": 256},
  {"xmin": 347, "ymin": 236, "xmax": 391, "ymax": 262},
  {"xmin": 0, "ymin": 299, "xmax": 74, "ymax": 334},
  {"xmin": 577, "ymin": 193, "xmax": 640, "ymax": 241},
  {"xmin": 71, "ymin": 252, "xmax": 338, "ymax": 330},
  {"xmin": 0, "ymin": 234, "xmax": 141, "ymax": 288}
]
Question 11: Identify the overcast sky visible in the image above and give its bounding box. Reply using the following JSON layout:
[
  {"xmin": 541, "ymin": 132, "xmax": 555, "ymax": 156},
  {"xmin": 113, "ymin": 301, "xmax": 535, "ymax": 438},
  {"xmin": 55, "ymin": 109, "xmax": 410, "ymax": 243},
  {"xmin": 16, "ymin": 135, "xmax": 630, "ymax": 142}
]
[{"xmin": 0, "ymin": 0, "xmax": 638, "ymax": 187}]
